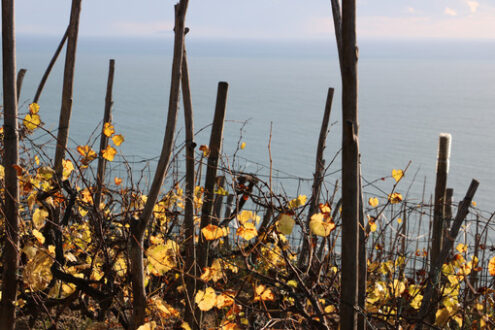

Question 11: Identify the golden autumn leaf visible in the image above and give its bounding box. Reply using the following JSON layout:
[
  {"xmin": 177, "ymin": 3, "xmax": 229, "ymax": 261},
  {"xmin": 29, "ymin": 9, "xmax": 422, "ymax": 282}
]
[
  {"xmin": 488, "ymin": 256, "xmax": 495, "ymax": 276},
  {"xmin": 309, "ymin": 213, "xmax": 335, "ymax": 237},
  {"xmin": 276, "ymin": 214, "xmax": 295, "ymax": 235},
  {"xmin": 114, "ymin": 177, "xmax": 122, "ymax": 185},
  {"xmin": 195, "ymin": 287, "xmax": 217, "ymax": 311},
  {"xmin": 237, "ymin": 222, "xmax": 258, "ymax": 240},
  {"xmin": 201, "ymin": 224, "xmax": 227, "ymax": 241},
  {"xmin": 253, "ymin": 284, "xmax": 275, "ymax": 302},
  {"xmin": 103, "ymin": 122, "xmax": 115, "ymax": 137},
  {"xmin": 77, "ymin": 145, "xmax": 97, "ymax": 165},
  {"xmin": 146, "ymin": 240, "xmax": 179, "ymax": 276},
  {"xmin": 237, "ymin": 210, "xmax": 260, "ymax": 225},
  {"xmin": 23, "ymin": 113, "xmax": 41, "ymax": 130},
  {"xmin": 200, "ymin": 258, "xmax": 225, "ymax": 283},
  {"xmin": 388, "ymin": 192, "xmax": 403, "ymax": 204},
  {"xmin": 368, "ymin": 197, "xmax": 379, "ymax": 208},
  {"xmin": 32, "ymin": 208, "xmax": 49, "ymax": 229},
  {"xmin": 102, "ymin": 145, "xmax": 117, "ymax": 161},
  {"xmin": 240, "ymin": 142, "xmax": 246, "ymax": 150},
  {"xmin": 392, "ymin": 169, "xmax": 404, "ymax": 182},
  {"xmin": 456, "ymin": 243, "xmax": 468, "ymax": 254},
  {"xmin": 288, "ymin": 195, "xmax": 307, "ymax": 209},
  {"xmin": 112, "ymin": 134, "xmax": 124, "ymax": 146},
  {"xmin": 369, "ymin": 221, "xmax": 377, "ymax": 232},
  {"xmin": 62, "ymin": 159, "xmax": 74, "ymax": 181},
  {"xmin": 29, "ymin": 103, "xmax": 40, "ymax": 114},
  {"xmin": 137, "ymin": 322, "xmax": 157, "ymax": 330},
  {"xmin": 33, "ymin": 229, "xmax": 45, "ymax": 244},
  {"xmin": 216, "ymin": 291, "xmax": 235, "ymax": 309},
  {"xmin": 23, "ymin": 249, "xmax": 53, "ymax": 291}
]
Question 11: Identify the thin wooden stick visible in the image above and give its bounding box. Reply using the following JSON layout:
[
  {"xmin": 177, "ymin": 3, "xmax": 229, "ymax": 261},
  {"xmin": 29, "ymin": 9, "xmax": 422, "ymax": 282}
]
[
  {"xmin": 95, "ymin": 59, "xmax": 115, "ymax": 208},
  {"xmin": 16, "ymin": 68, "xmax": 26, "ymax": 102},
  {"xmin": 53, "ymin": 0, "xmax": 81, "ymax": 178},
  {"xmin": 0, "ymin": 1, "xmax": 20, "ymax": 327},
  {"xmin": 197, "ymin": 81, "xmax": 229, "ymax": 271},
  {"xmin": 130, "ymin": 1, "xmax": 189, "ymax": 327},
  {"xmin": 181, "ymin": 41, "xmax": 199, "ymax": 328},
  {"xmin": 33, "ymin": 26, "xmax": 69, "ymax": 103},
  {"xmin": 299, "ymin": 87, "xmax": 334, "ymax": 268},
  {"xmin": 416, "ymin": 179, "xmax": 479, "ymax": 328}
]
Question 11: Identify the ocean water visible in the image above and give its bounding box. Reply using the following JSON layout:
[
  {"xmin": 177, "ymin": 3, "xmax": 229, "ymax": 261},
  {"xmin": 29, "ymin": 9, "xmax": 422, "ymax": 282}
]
[{"xmin": 9, "ymin": 36, "xmax": 495, "ymax": 212}]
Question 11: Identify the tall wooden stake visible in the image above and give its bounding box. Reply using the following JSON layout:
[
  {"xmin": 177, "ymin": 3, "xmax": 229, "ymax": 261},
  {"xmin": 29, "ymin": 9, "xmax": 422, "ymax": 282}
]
[
  {"xmin": 129, "ymin": 1, "xmax": 189, "ymax": 327},
  {"xmin": 1, "ymin": 0, "xmax": 20, "ymax": 327},
  {"xmin": 53, "ymin": 0, "xmax": 82, "ymax": 177},
  {"xmin": 95, "ymin": 59, "xmax": 116, "ymax": 208},
  {"xmin": 340, "ymin": 0, "xmax": 360, "ymax": 327}
]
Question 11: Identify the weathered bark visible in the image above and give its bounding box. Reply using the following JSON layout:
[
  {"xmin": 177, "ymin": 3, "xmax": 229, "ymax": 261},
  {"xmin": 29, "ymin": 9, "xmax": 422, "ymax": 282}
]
[
  {"xmin": 1, "ymin": 0, "xmax": 20, "ymax": 327},
  {"xmin": 181, "ymin": 44, "xmax": 199, "ymax": 328},
  {"xmin": 129, "ymin": 1, "xmax": 189, "ymax": 327},
  {"xmin": 340, "ymin": 0, "xmax": 360, "ymax": 328},
  {"xmin": 53, "ymin": 0, "xmax": 82, "ymax": 177},
  {"xmin": 95, "ymin": 59, "xmax": 116, "ymax": 208}
]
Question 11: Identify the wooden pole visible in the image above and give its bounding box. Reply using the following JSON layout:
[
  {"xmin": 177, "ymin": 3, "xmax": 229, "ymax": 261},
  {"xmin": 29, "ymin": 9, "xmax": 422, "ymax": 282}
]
[
  {"xmin": 416, "ymin": 179, "xmax": 479, "ymax": 329},
  {"xmin": 129, "ymin": 2, "xmax": 189, "ymax": 327},
  {"xmin": 431, "ymin": 133, "xmax": 451, "ymax": 266},
  {"xmin": 16, "ymin": 68, "xmax": 26, "ymax": 102},
  {"xmin": 33, "ymin": 26, "xmax": 69, "ymax": 103},
  {"xmin": 94, "ymin": 59, "xmax": 115, "ymax": 208},
  {"xmin": 53, "ymin": 0, "xmax": 82, "ymax": 178},
  {"xmin": 180, "ymin": 42, "xmax": 198, "ymax": 328},
  {"xmin": 197, "ymin": 82, "xmax": 229, "ymax": 272},
  {"xmin": 1, "ymin": 1, "xmax": 20, "ymax": 327},
  {"xmin": 299, "ymin": 87, "xmax": 334, "ymax": 268},
  {"xmin": 340, "ymin": 0, "xmax": 360, "ymax": 327}
]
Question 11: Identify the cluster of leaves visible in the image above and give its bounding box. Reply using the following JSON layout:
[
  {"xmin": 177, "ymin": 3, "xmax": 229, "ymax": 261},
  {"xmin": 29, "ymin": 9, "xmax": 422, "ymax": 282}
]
[{"xmin": 2, "ymin": 104, "xmax": 495, "ymax": 329}]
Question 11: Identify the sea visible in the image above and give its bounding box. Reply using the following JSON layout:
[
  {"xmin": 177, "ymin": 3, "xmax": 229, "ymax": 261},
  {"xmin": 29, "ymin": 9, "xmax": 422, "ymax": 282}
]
[{"xmin": 10, "ymin": 36, "xmax": 495, "ymax": 215}]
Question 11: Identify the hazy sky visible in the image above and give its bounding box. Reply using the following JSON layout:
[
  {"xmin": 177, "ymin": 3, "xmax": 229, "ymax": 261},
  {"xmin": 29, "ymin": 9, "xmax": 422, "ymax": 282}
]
[{"xmin": 12, "ymin": 0, "xmax": 495, "ymax": 40}]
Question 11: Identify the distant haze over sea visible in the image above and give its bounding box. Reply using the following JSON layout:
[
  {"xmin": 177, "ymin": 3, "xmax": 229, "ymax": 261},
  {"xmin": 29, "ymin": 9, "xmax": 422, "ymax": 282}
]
[{"xmin": 8, "ymin": 36, "xmax": 495, "ymax": 211}]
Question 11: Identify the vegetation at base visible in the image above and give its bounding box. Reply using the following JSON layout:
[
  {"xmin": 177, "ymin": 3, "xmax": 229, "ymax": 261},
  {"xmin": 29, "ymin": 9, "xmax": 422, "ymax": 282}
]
[{"xmin": 1, "ymin": 105, "xmax": 494, "ymax": 329}]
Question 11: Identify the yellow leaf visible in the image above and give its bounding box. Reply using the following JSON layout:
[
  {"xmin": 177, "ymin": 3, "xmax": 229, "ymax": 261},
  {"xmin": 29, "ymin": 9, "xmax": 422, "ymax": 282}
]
[
  {"xmin": 29, "ymin": 103, "xmax": 40, "ymax": 114},
  {"xmin": 369, "ymin": 222, "xmax": 377, "ymax": 232},
  {"xmin": 38, "ymin": 166, "xmax": 55, "ymax": 180},
  {"xmin": 276, "ymin": 214, "xmax": 295, "ymax": 235},
  {"xmin": 254, "ymin": 284, "xmax": 275, "ymax": 302},
  {"xmin": 288, "ymin": 195, "xmax": 307, "ymax": 208},
  {"xmin": 397, "ymin": 217, "xmax": 402, "ymax": 224},
  {"xmin": 33, "ymin": 229, "xmax": 45, "ymax": 244},
  {"xmin": 23, "ymin": 249, "xmax": 53, "ymax": 291},
  {"xmin": 309, "ymin": 213, "xmax": 335, "ymax": 237},
  {"xmin": 240, "ymin": 142, "xmax": 246, "ymax": 150},
  {"xmin": 195, "ymin": 287, "xmax": 217, "ymax": 311},
  {"xmin": 32, "ymin": 208, "xmax": 49, "ymax": 229},
  {"xmin": 237, "ymin": 222, "xmax": 258, "ymax": 240},
  {"xmin": 112, "ymin": 134, "xmax": 124, "ymax": 146},
  {"xmin": 368, "ymin": 197, "xmax": 379, "ymax": 208},
  {"xmin": 102, "ymin": 145, "xmax": 117, "ymax": 161},
  {"xmin": 388, "ymin": 192, "xmax": 403, "ymax": 204},
  {"xmin": 103, "ymin": 122, "xmax": 115, "ymax": 137},
  {"xmin": 216, "ymin": 290, "xmax": 235, "ymax": 309},
  {"xmin": 472, "ymin": 201, "xmax": 477, "ymax": 207},
  {"xmin": 200, "ymin": 258, "xmax": 225, "ymax": 283},
  {"xmin": 181, "ymin": 322, "xmax": 192, "ymax": 330},
  {"xmin": 237, "ymin": 210, "xmax": 260, "ymax": 225},
  {"xmin": 62, "ymin": 159, "xmax": 74, "ymax": 181},
  {"xmin": 146, "ymin": 240, "xmax": 179, "ymax": 276},
  {"xmin": 392, "ymin": 169, "xmax": 404, "ymax": 182},
  {"xmin": 201, "ymin": 224, "xmax": 227, "ymax": 241},
  {"xmin": 456, "ymin": 243, "xmax": 468, "ymax": 254},
  {"xmin": 76, "ymin": 145, "xmax": 97, "ymax": 165},
  {"xmin": 324, "ymin": 305, "xmax": 336, "ymax": 313},
  {"xmin": 488, "ymin": 256, "xmax": 495, "ymax": 276},
  {"xmin": 199, "ymin": 145, "xmax": 210, "ymax": 157},
  {"xmin": 23, "ymin": 113, "xmax": 41, "ymax": 130},
  {"xmin": 137, "ymin": 322, "xmax": 157, "ymax": 330},
  {"xmin": 34, "ymin": 155, "xmax": 40, "ymax": 165}
]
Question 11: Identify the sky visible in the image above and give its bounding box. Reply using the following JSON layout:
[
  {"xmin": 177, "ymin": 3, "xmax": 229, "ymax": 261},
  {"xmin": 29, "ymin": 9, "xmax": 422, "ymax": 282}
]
[{"xmin": 11, "ymin": 0, "xmax": 495, "ymax": 40}]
